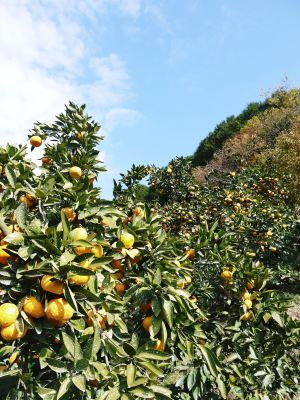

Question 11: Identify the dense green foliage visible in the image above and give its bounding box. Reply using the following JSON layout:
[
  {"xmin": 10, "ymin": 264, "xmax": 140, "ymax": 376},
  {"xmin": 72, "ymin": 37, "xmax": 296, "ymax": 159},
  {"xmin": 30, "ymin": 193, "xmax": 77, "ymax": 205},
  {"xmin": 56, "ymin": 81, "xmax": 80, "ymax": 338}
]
[
  {"xmin": 115, "ymin": 88, "xmax": 300, "ymax": 398},
  {"xmin": 0, "ymin": 90, "xmax": 299, "ymax": 400},
  {"xmin": 115, "ymin": 161, "xmax": 300, "ymax": 399},
  {"xmin": 192, "ymin": 101, "xmax": 269, "ymax": 166}
]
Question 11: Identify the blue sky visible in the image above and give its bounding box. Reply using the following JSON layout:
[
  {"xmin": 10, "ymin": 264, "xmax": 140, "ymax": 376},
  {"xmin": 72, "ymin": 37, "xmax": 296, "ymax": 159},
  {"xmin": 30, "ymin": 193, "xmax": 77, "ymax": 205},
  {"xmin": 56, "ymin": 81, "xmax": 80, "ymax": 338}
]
[{"xmin": 0, "ymin": 1, "xmax": 299, "ymax": 198}]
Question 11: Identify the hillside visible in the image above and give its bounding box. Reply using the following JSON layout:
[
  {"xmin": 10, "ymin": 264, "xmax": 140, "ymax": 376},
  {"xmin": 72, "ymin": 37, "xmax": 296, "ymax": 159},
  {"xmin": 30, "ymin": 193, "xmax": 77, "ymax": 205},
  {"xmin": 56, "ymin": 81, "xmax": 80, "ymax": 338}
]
[
  {"xmin": 192, "ymin": 99, "xmax": 270, "ymax": 167},
  {"xmin": 193, "ymin": 88, "xmax": 300, "ymax": 205}
]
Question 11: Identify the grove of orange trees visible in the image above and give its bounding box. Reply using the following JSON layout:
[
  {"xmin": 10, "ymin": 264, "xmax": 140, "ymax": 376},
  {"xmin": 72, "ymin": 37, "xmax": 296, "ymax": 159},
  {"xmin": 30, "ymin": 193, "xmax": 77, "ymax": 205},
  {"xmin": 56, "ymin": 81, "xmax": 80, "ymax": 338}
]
[{"xmin": 0, "ymin": 97, "xmax": 299, "ymax": 399}]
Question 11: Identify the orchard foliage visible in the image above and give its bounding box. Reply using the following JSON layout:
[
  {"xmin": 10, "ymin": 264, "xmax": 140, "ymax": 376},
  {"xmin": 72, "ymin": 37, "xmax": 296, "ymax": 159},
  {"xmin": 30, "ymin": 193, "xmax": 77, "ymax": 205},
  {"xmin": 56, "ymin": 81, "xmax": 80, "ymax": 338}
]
[
  {"xmin": 115, "ymin": 159, "xmax": 300, "ymax": 398},
  {"xmin": 0, "ymin": 102, "xmax": 299, "ymax": 400},
  {"xmin": 0, "ymin": 103, "xmax": 219, "ymax": 400}
]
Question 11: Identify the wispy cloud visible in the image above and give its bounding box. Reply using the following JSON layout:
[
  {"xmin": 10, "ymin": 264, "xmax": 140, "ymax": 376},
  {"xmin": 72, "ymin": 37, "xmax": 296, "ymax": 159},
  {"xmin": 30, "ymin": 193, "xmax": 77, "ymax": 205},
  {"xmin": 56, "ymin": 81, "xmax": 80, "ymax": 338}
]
[
  {"xmin": 0, "ymin": 0, "xmax": 142, "ymax": 146},
  {"xmin": 105, "ymin": 107, "xmax": 141, "ymax": 131}
]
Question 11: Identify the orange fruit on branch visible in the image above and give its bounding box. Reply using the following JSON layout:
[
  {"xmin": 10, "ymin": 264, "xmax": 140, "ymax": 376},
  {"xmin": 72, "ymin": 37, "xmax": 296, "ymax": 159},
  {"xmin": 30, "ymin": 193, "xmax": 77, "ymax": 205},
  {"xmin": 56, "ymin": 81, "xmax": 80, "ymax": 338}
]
[
  {"xmin": 120, "ymin": 232, "xmax": 135, "ymax": 249},
  {"xmin": 246, "ymin": 281, "xmax": 255, "ymax": 290},
  {"xmin": 29, "ymin": 136, "xmax": 42, "ymax": 147},
  {"xmin": 1, "ymin": 322, "xmax": 27, "ymax": 341},
  {"xmin": 154, "ymin": 339, "xmax": 165, "ymax": 351},
  {"xmin": 91, "ymin": 244, "xmax": 103, "ymax": 258},
  {"xmin": 142, "ymin": 316, "xmax": 152, "ymax": 331},
  {"xmin": 115, "ymin": 282, "xmax": 126, "ymax": 295},
  {"xmin": 45, "ymin": 298, "xmax": 74, "ymax": 322},
  {"xmin": 0, "ymin": 303, "xmax": 19, "ymax": 326},
  {"xmin": 62, "ymin": 207, "xmax": 76, "ymax": 222},
  {"xmin": 70, "ymin": 227, "xmax": 88, "ymax": 241},
  {"xmin": 243, "ymin": 292, "xmax": 252, "ymax": 300},
  {"xmin": 69, "ymin": 166, "xmax": 82, "ymax": 180},
  {"xmin": 241, "ymin": 312, "xmax": 251, "ymax": 321},
  {"xmin": 41, "ymin": 275, "xmax": 64, "ymax": 295},
  {"xmin": 23, "ymin": 296, "xmax": 44, "ymax": 318},
  {"xmin": 244, "ymin": 300, "xmax": 253, "ymax": 309},
  {"xmin": 220, "ymin": 270, "xmax": 233, "ymax": 280},
  {"xmin": 140, "ymin": 303, "xmax": 151, "ymax": 313},
  {"xmin": 0, "ymin": 245, "xmax": 12, "ymax": 265},
  {"xmin": 111, "ymin": 259, "xmax": 123, "ymax": 271},
  {"xmin": 74, "ymin": 246, "xmax": 91, "ymax": 256},
  {"xmin": 85, "ymin": 310, "xmax": 107, "ymax": 329},
  {"xmin": 41, "ymin": 157, "xmax": 52, "ymax": 165},
  {"xmin": 186, "ymin": 249, "xmax": 196, "ymax": 260},
  {"xmin": 19, "ymin": 195, "xmax": 34, "ymax": 208},
  {"xmin": 68, "ymin": 265, "xmax": 90, "ymax": 286}
]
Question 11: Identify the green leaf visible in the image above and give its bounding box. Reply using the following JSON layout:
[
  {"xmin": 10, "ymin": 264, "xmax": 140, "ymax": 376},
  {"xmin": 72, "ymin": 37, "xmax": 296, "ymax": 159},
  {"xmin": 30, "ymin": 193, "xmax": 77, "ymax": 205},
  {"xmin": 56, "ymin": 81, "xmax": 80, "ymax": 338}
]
[
  {"xmin": 14, "ymin": 203, "xmax": 28, "ymax": 229},
  {"xmin": 4, "ymin": 232, "xmax": 24, "ymax": 245},
  {"xmin": 74, "ymin": 358, "xmax": 89, "ymax": 371},
  {"xmin": 150, "ymin": 385, "xmax": 172, "ymax": 398},
  {"xmin": 36, "ymin": 387, "xmax": 57, "ymax": 399},
  {"xmin": 74, "ymin": 337, "xmax": 83, "ymax": 362},
  {"xmin": 106, "ymin": 387, "xmax": 121, "ymax": 400},
  {"xmin": 139, "ymin": 361, "xmax": 164, "ymax": 376},
  {"xmin": 216, "ymin": 376, "xmax": 227, "ymax": 399},
  {"xmin": 126, "ymin": 364, "xmax": 136, "ymax": 388},
  {"xmin": 32, "ymin": 239, "xmax": 61, "ymax": 256},
  {"xmin": 167, "ymin": 287, "xmax": 190, "ymax": 299},
  {"xmin": 161, "ymin": 321, "xmax": 168, "ymax": 347},
  {"xmin": 90, "ymin": 256, "xmax": 114, "ymax": 268},
  {"xmin": 45, "ymin": 358, "xmax": 68, "ymax": 373},
  {"xmin": 64, "ymin": 284, "xmax": 78, "ymax": 313},
  {"xmin": 187, "ymin": 369, "xmax": 196, "ymax": 390},
  {"xmin": 129, "ymin": 386, "xmax": 155, "ymax": 398},
  {"xmin": 230, "ymin": 385, "xmax": 244, "ymax": 399},
  {"xmin": 151, "ymin": 297, "xmax": 161, "ymax": 317},
  {"xmin": 91, "ymin": 323, "xmax": 101, "ymax": 360},
  {"xmin": 186, "ymin": 341, "xmax": 194, "ymax": 359},
  {"xmin": 59, "ymin": 252, "xmax": 76, "ymax": 266},
  {"xmin": 5, "ymin": 165, "xmax": 16, "ymax": 188},
  {"xmin": 149, "ymin": 316, "xmax": 161, "ymax": 338},
  {"xmin": 62, "ymin": 332, "xmax": 75, "ymax": 359},
  {"xmin": 68, "ymin": 266, "xmax": 94, "ymax": 276},
  {"xmin": 72, "ymin": 375, "xmax": 86, "ymax": 392},
  {"xmin": 18, "ymin": 246, "xmax": 33, "ymax": 260},
  {"xmin": 262, "ymin": 374, "xmax": 273, "ymax": 388},
  {"xmin": 199, "ymin": 345, "xmax": 220, "ymax": 377},
  {"xmin": 224, "ymin": 353, "xmax": 241, "ymax": 363},
  {"xmin": 121, "ymin": 395, "xmax": 134, "ymax": 400},
  {"xmin": 123, "ymin": 343, "xmax": 136, "ymax": 357},
  {"xmin": 57, "ymin": 377, "xmax": 72, "ymax": 400},
  {"xmin": 0, "ymin": 346, "xmax": 13, "ymax": 358},
  {"xmin": 136, "ymin": 349, "xmax": 170, "ymax": 361},
  {"xmin": 153, "ymin": 268, "xmax": 161, "ymax": 286},
  {"xmin": 162, "ymin": 300, "xmax": 173, "ymax": 328},
  {"xmin": 271, "ymin": 311, "xmax": 284, "ymax": 327},
  {"xmin": 249, "ymin": 346, "xmax": 258, "ymax": 360},
  {"xmin": 61, "ymin": 210, "xmax": 70, "ymax": 241}
]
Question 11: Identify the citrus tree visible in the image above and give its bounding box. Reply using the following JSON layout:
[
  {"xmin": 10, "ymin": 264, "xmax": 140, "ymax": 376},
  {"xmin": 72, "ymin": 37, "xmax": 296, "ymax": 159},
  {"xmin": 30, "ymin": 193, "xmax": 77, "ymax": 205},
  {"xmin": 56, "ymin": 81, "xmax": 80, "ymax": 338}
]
[
  {"xmin": 0, "ymin": 103, "xmax": 223, "ymax": 400},
  {"xmin": 0, "ymin": 103, "xmax": 299, "ymax": 400},
  {"xmin": 114, "ymin": 156, "xmax": 300, "ymax": 399}
]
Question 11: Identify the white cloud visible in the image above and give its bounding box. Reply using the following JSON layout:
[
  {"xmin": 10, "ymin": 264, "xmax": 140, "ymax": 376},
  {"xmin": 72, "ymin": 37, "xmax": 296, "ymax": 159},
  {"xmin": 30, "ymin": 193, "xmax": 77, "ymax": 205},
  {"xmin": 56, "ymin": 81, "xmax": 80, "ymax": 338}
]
[
  {"xmin": 118, "ymin": 0, "xmax": 142, "ymax": 17},
  {"xmin": 144, "ymin": 1, "xmax": 170, "ymax": 31},
  {"xmin": 0, "ymin": 0, "xmax": 141, "ymax": 147},
  {"xmin": 105, "ymin": 107, "xmax": 141, "ymax": 131}
]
